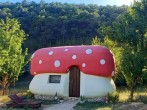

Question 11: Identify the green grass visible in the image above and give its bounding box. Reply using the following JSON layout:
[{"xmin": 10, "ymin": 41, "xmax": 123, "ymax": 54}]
[
  {"xmin": 0, "ymin": 81, "xmax": 29, "ymax": 109},
  {"xmin": 0, "ymin": 81, "xmax": 29, "ymax": 97},
  {"xmin": 74, "ymin": 102, "xmax": 112, "ymax": 110},
  {"xmin": 117, "ymin": 85, "xmax": 147, "ymax": 102},
  {"xmin": 74, "ymin": 85, "xmax": 147, "ymax": 110},
  {"xmin": 0, "ymin": 82, "xmax": 147, "ymax": 110}
]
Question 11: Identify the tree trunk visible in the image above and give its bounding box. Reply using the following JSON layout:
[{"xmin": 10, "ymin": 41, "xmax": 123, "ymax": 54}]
[
  {"xmin": 130, "ymin": 84, "xmax": 136, "ymax": 101},
  {"xmin": 2, "ymin": 86, "xmax": 8, "ymax": 95},
  {"xmin": 1, "ymin": 75, "xmax": 10, "ymax": 95},
  {"xmin": 130, "ymin": 77, "xmax": 140, "ymax": 101}
]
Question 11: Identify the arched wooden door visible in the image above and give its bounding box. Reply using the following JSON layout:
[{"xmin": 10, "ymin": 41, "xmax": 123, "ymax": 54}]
[{"xmin": 69, "ymin": 66, "xmax": 80, "ymax": 97}]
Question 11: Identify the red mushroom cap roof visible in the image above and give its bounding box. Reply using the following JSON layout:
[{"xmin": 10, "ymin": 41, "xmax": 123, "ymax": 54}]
[{"xmin": 30, "ymin": 45, "xmax": 115, "ymax": 77}]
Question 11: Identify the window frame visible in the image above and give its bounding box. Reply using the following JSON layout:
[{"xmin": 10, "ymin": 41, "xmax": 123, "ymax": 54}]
[{"xmin": 49, "ymin": 75, "xmax": 61, "ymax": 83}]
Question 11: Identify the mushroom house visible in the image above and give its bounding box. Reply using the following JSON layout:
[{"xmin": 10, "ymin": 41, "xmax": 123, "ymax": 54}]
[{"xmin": 29, "ymin": 45, "xmax": 116, "ymax": 97}]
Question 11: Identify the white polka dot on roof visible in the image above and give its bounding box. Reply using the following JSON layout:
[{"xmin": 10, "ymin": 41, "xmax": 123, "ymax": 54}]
[
  {"xmin": 112, "ymin": 71, "xmax": 115, "ymax": 76},
  {"xmin": 54, "ymin": 60, "xmax": 60, "ymax": 67},
  {"xmin": 82, "ymin": 63, "xmax": 86, "ymax": 67},
  {"xmin": 39, "ymin": 60, "xmax": 42, "ymax": 64},
  {"xmin": 31, "ymin": 53, "xmax": 35, "ymax": 58},
  {"xmin": 48, "ymin": 51, "xmax": 53, "ymax": 55},
  {"xmin": 86, "ymin": 49, "xmax": 92, "ymax": 54},
  {"xmin": 34, "ymin": 72, "xmax": 37, "ymax": 74},
  {"xmin": 64, "ymin": 49, "xmax": 68, "ymax": 51},
  {"xmin": 100, "ymin": 59, "xmax": 105, "ymax": 65},
  {"xmin": 72, "ymin": 55, "xmax": 77, "ymax": 59}
]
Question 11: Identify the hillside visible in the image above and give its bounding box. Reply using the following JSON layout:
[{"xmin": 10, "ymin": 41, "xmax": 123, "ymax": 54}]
[{"xmin": 0, "ymin": 2, "xmax": 127, "ymax": 52}]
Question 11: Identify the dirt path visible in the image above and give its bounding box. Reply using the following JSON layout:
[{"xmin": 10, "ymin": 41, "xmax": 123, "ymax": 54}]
[{"xmin": 43, "ymin": 99, "xmax": 79, "ymax": 110}]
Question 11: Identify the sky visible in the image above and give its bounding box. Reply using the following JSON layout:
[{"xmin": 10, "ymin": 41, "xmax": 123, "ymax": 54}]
[{"xmin": 0, "ymin": 0, "xmax": 134, "ymax": 6}]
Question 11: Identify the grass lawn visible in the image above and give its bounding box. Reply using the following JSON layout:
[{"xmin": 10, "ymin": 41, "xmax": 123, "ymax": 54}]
[
  {"xmin": 118, "ymin": 85, "xmax": 147, "ymax": 102},
  {"xmin": 0, "ymin": 82, "xmax": 147, "ymax": 110},
  {"xmin": 74, "ymin": 102, "xmax": 112, "ymax": 110},
  {"xmin": 74, "ymin": 85, "xmax": 147, "ymax": 110},
  {"xmin": 0, "ymin": 81, "xmax": 59, "ymax": 110},
  {"xmin": 0, "ymin": 81, "xmax": 30, "ymax": 108}
]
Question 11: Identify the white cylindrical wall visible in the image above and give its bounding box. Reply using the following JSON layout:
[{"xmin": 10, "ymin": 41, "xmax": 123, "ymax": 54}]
[
  {"xmin": 80, "ymin": 72, "xmax": 116, "ymax": 97},
  {"xmin": 29, "ymin": 73, "xmax": 69, "ymax": 96},
  {"xmin": 29, "ymin": 72, "xmax": 116, "ymax": 97}
]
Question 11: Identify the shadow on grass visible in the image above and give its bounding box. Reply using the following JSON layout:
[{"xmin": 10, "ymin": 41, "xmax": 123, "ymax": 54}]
[{"xmin": 139, "ymin": 95, "xmax": 147, "ymax": 104}]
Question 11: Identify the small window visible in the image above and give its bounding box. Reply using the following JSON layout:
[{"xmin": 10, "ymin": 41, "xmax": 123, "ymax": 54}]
[{"xmin": 49, "ymin": 75, "xmax": 61, "ymax": 83}]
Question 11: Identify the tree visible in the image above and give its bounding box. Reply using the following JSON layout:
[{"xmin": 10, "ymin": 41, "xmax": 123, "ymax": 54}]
[
  {"xmin": 121, "ymin": 45, "xmax": 146, "ymax": 101},
  {"xmin": 22, "ymin": 0, "xmax": 29, "ymax": 6},
  {"xmin": 0, "ymin": 18, "xmax": 28, "ymax": 95},
  {"xmin": 0, "ymin": 2, "xmax": 127, "ymax": 52},
  {"xmin": 40, "ymin": 0, "xmax": 45, "ymax": 8},
  {"xmin": 111, "ymin": 0, "xmax": 147, "ymax": 101}
]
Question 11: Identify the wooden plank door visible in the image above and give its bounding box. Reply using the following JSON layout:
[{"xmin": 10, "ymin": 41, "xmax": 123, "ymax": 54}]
[{"xmin": 69, "ymin": 66, "xmax": 80, "ymax": 97}]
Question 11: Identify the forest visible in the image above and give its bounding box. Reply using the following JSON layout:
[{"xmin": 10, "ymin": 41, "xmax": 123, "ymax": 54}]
[
  {"xmin": 0, "ymin": 0, "xmax": 128, "ymax": 52},
  {"xmin": 0, "ymin": 0, "xmax": 147, "ymax": 101}
]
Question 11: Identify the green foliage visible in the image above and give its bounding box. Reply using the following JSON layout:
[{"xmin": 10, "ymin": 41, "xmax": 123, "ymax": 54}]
[
  {"xmin": 0, "ymin": 2, "xmax": 127, "ymax": 52},
  {"xmin": 0, "ymin": 17, "xmax": 28, "ymax": 95},
  {"xmin": 80, "ymin": 95, "xmax": 85, "ymax": 101},
  {"xmin": 91, "ymin": 36, "xmax": 102, "ymax": 45},
  {"xmin": 0, "ymin": 1, "xmax": 146, "ymax": 90},
  {"xmin": 114, "ymin": 72, "xmax": 126, "ymax": 85},
  {"xmin": 92, "ymin": 0, "xmax": 147, "ymax": 100},
  {"xmin": 121, "ymin": 47, "xmax": 145, "ymax": 87},
  {"xmin": 110, "ymin": 0, "xmax": 147, "ymax": 100},
  {"xmin": 25, "ymin": 90, "xmax": 34, "ymax": 99},
  {"xmin": 41, "ymin": 100, "xmax": 59, "ymax": 105},
  {"xmin": 24, "ymin": 105, "xmax": 29, "ymax": 110},
  {"xmin": 107, "ymin": 92, "xmax": 119, "ymax": 103},
  {"xmin": 139, "ymin": 95, "xmax": 147, "ymax": 104},
  {"xmin": 74, "ymin": 101, "xmax": 112, "ymax": 110}
]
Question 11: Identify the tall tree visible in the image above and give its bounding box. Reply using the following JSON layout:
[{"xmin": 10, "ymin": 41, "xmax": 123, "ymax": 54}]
[
  {"xmin": 112, "ymin": 0, "xmax": 147, "ymax": 101},
  {"xmin": 0, "ymin": 18, "xmax": 28, "ymax": 95},
  {"xmin": 121, "ymin": 45, "xmax": 146, "ymax": 101}
]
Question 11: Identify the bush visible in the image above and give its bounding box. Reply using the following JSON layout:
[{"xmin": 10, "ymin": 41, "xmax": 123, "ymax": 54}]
[
  {"xmin": 41, "ymin": 100, "xmax": 59, "ymax": 105},
  {"xmin": 107, "ymin": 92, "xmax": 119, "ymax": 103},
  {"xmin": 114, "ymin": 73, "xmax": 126, "ymax": 86},
  {"xmin": 25, "ymin": 90, "xmax": 34, "ymax": 99},
  {"xmin": 137, "ymin": 95, "xmax": 147, "ymax": 104},
  {"xmin": 74, "ymin": 101, "xmax": 112, "ymax": 110},
  {"xmin": 80, "ymin": 95, "xmax": 85, "ymax": 101}
]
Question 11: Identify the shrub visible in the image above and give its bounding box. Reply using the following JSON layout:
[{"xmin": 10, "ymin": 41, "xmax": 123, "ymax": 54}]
[
  {"xmin": 25, "ymin": 90, "xmax": 34, "ymax": 99},
  {"xmin": 80, "ymin": 95, "xmax": 85, "ymax": 101},
  {"xmin": 107, "ymin": 92, "xmax": 119, "ymax": 103},
  {"xmin": 137, "ymin": 95, "xmax": 147, "ymax": 104}
]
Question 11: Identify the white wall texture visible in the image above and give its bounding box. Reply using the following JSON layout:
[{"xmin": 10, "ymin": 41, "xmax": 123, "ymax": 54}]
[
  {"xmin": 29, "ymin": 72, "xmax": 116, "ymax": 97},
  {"xmin": 29, "ymin": 73, "xmax": 69, "ymax": 96},
  {"xmin": 80, "ymin": 72, "xmax": 116, "ymax": 97}
]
